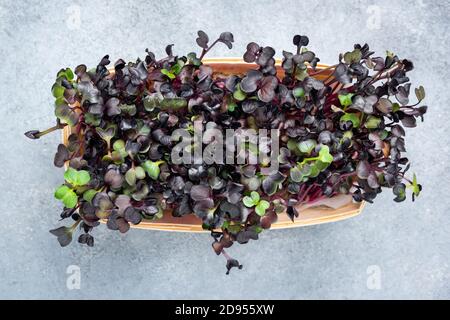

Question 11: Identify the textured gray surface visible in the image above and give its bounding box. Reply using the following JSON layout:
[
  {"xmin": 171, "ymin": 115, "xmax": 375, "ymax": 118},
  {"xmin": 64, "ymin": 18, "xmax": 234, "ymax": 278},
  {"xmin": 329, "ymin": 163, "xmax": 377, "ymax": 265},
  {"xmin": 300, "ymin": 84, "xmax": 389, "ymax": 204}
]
[{"xmin": 0, "ymin": 0, "xmax": 449, "ymax": 299}]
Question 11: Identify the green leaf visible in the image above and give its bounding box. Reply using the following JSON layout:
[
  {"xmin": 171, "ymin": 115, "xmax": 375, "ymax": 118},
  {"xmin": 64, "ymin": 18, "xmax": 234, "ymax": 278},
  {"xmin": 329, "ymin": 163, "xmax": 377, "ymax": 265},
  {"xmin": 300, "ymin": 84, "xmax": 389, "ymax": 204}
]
[
  {"xmin": 343, "ymin": 130, "xmax": 353, "ymax": 140},
  {"xmin": 343, "ymin": 49, "xmax": 362, "ymax": 64},
  {"xmin": 65, "ymin": 68, "xmax": 74, "ymax": 81},
  {"xmin": 285, "ymin": 139, "xmax": 300, "ymax": 156},
  {"xmin": 125, "ymin": 168, "xmax": 137, "ymax": 186},
  {"xmin": 233, "ymin": 84, "xmax": 246, "ymax": 101},
  {"xmin": 76, "ymin": 170, "xmax": 91, "ymax": 186},
  {"xmin": 294, "ymin": 67, "xmax": 308, "ymax": 81},
  {"xmin": 57, "ymin": 68, "xmax": 74, "ymax": 81},
  {"xmin": 365, "ymin": 116, "xmax": 381, "ymax": 129},
  {"xmin": 315, "ymin": 160, "xmax": 329, "ymax": 171},
  {"xmin": 160, "ymin": 98, "xmax": 188, "ymax": 110},
  {"xmin": 309, "ymin": 163, "xmax": 320, "ymax": 177},
  {"xmin": 317, "ymin": 145, "xmax": 333, "ymax": 164},
  {"xmin": 63, "ymin": 194, "xmax": 78, "ymax": 209},
  {"xmin": 135, "ymin": 166, "xmax": 146, "ymax": 180},
  {"xmin": 255, "ymin": 200, "xmax": 270, "ymax": 216},
  {"xmin": 415, "ymin": 85, "xmax": 425, "ymax": 101},
  {"xmin": 136, "ymin": 120, "xmax": 151, "ymax": 136},
  {"xmin": 299, "ymin": 163, "xmax": 312, "ymax": 176},
  {"xmin": 96, "ymin": 124, "xmax": 117, "ymax": 142},
  {"xmin": 227, "ymin": 101, "xmax": 237, "ymax": 112},
  {"xmin": 142, "ymin": 160, "xmax": 163, "ymax": 180},
  {"xmin": 52, "ymin": 84, "xmax": 65, "ymax": 98},
  {"xmin": 250, "ymin": 191, "xmax": 260, "ymax": 204},
  {"xmin": 55, "ymin": 185, "xmax": 78, "ymax": 208},
  {"xmin": 171, "ymin": 60, "xmax": 185, "ymax": 75},
  {"xmin": 243, "ymin": 196, "xmax": 255, "ymax": 208},
  {"xmin": 55, "ymin": 96, "xmax": 66, "ymax": 107},
  {"xmin": 340, "ymin": 113, "xmax": 360, "ymax": 128},
  {"xmin": 379, "ymin": 129, "xmax": 389, "ymax": 140},
  {"xmin": 84, "ymin": 113, "xmax": 101, "ymax": 126},
  {"xmin": 187, "ymin": 52, "xmax": 201, "ymax": 66},
  {"xmin": 101, "ymin": 154, "xmax": 112, "ymax": 163},
  {"xmin": 293, "ymin": 87, "xmax": 305, "ymax": 98},
  {"xmin": 273, "ymin": 199, "xmax": 286, "ymax": 214},
  {"xmin": 82, "ymin": 189, "xmax": 97, "ymax": 203},
  {"xmin": 64, "ymin": 168, "xmax": 78, "ymax": 185},
  {"xmin": 143, "ymin": 95, "xmax": 160, "ymax": 112},
  {"xmin": 393, "ymin": 183, "xmax": 406, "ymax": 202},
  {"xmin": 286, "ymin": 139, "xmax": 298, "ymax": 150},
  {"xmin": 55, "ymin": 104, "xmax": 79, "ymax": 126},
  {"xmin": 161, "ymin": 68, "xmax": 176, "ymax": 79},
  {"xmin": 298, "ymin": 139, "xmax": 316, "ymax": 154},
  {"xmin": 392, "ymin": 103, "xmax": 400, "ymax": 112},
  {"xmin": 338, "ymin": 93, "xmax": 354, "ymax": 108},
  {"xmin": 119, "ymin": 104, "xmax": 137, "ymax": 116},
  {"xmin": 411, "ymin": 173, "xmax": 421, "ymax": 197},
  {"xmin": 290, "ymin": 167, "xmax": 303, "ymax": 182},
  {"xmin": 62, "ymin": 190, "xmax": 78, "ymax": 208},
  {"xmin": 64, "ymin": 168, "xmax": 90, "ymax": 186},
  {"xmin": 113, "ymin": 139, "xmax": 125, "ymax": 152},
  {"xmin": 222, "ymin": 220, "xmax": 230, "ymax": 229},
  {"xmin": 254, "ymin": 226, "xmax": 263, "ymax": 233},
  {"xmin": 54, "ymin": 185, "xmax": 70, "ymax": 200},
  {"xmin": 111, "ymin": 150, "xmax": 125, "ymax": 164},
  {"xmin": 247, "ymin": 142, "xmax": 259, "ymax": 155}
]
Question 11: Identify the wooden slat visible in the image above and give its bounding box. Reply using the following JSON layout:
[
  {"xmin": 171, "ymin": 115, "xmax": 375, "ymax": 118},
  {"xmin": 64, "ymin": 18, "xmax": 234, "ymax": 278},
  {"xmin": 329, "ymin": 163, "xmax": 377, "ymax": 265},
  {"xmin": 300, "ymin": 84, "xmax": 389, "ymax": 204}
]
[
  {"xmin": 63, "ymin": 58, "xmax": 365, "ymax": 232},
  {"xmin": 129, "ymin": 201, "xmax": 365, "ymax": 232}
]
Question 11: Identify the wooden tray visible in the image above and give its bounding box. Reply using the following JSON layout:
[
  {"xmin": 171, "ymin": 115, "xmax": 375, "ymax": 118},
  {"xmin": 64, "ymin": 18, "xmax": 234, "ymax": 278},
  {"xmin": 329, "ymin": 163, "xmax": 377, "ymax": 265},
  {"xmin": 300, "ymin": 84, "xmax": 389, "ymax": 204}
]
[{"xmin": 62, "ymin": 58, "xmax": 365, "ymax": 232}]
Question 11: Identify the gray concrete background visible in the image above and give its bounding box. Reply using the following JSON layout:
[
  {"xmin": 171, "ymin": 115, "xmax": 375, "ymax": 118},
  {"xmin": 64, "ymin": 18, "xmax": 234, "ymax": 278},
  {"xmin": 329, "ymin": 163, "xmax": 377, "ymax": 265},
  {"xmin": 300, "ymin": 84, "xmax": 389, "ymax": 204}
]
[{"xmin": 0, "ymin": 0, "xmax": 449, "ymax": 299}]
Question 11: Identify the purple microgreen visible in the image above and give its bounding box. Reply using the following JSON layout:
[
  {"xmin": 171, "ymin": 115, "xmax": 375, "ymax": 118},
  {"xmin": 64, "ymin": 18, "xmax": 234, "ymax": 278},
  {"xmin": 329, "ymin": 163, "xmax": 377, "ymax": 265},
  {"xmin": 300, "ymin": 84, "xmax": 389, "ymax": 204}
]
[{"xmin": 26, "ymin": 32, "xmax": 426, "ymax": 274}]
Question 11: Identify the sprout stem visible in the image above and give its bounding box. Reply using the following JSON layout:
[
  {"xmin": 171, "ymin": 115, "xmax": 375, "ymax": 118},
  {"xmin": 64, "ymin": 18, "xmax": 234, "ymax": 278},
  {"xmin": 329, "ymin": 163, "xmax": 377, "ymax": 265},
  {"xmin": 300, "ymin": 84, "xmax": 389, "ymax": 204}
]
[
  {"xmin": 298, "ymin": 156, "xmax": 319, "ymax": 166},
  {"xmin": 298, "ymin": 184, "xmax": 314, "ymax": 203},
  {"xmin": 365, "ymin": 63, "xmax": 400, "ymax": 88},
  {"xmin": 402, "ymin": 176, "xmax": 413, "ymax": 184},
  {"xmin": 221, "ymin": 249, "xmax": 231, "ymax": 260},
  {"xmin": 307, "ymin": 193, "xmax": 328, "ymax": 205},
  {"xmin": 106, "ymin": 138, "xmax": 112, "ymax": 157},
  {"xmin": 332, "ymin": 83, "xmax": 343, "ymax": 95},
  {"xmin": 69, "ymin": 219, "xmax": 81, "ymax": 232},
  {"xmin": 309, "ymin": 64, "xmax": 338, "ymax": 76},
  {"xmin": 25, "ymin": 122, "xmax": 67, "ymax": 139},
  {"xmin": 199, "ymin": 39, "xmax": 220, "ymax": 60}
]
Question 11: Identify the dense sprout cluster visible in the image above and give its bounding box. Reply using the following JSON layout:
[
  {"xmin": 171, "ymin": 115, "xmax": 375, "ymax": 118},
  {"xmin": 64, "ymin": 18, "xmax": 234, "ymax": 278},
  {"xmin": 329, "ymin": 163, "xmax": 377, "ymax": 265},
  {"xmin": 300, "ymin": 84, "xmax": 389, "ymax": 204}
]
[{"xmin": 26, "ymin": 31, "xmax": 426, "ymax": 274}]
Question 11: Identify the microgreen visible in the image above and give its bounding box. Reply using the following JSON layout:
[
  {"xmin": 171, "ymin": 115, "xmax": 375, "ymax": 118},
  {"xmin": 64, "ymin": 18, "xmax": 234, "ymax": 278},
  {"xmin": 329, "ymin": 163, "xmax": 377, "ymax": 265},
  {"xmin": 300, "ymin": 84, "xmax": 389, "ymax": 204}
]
[
  {"xmin": 298, "ymin": 145, "xmax": 333, "ymax": 166},
  {"xmin": 82, "ymin": 189, "xmax": 97, "ymax": 203},
  {"xmin": 64, "ymin": 168, "xmax": 91, "ymax": 187},
  {"xmin": 340, "ymin": 113, "xmax": 361, "ymax": 128},
  {"xmin": 242, "ymin": 192, "xmax": 270, "ymax": 217},
  {"xmin": 142, "ymin": 160, "xmax": 165, "ymax": 180},
  {"xmin": 49, "ymin": 221, "xmax": 80, "ymax": 247},
  {"xmin": 243, "ymin": 191, "xmax": 260, "ymax": 207},
  {"xmin": 415, "ymin": 86, "xmax": 425, "ymax": 102},
  {"xmin": 54, "ymin": 185, "xmax": 78, "ymax": 208},
  {"xmin": 338, "ymin": 93, "xmax": 354, "ymax": 107},
  {"xmin": 26, "ymin": 31, "xmax": 427, "ymax": 274}
]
